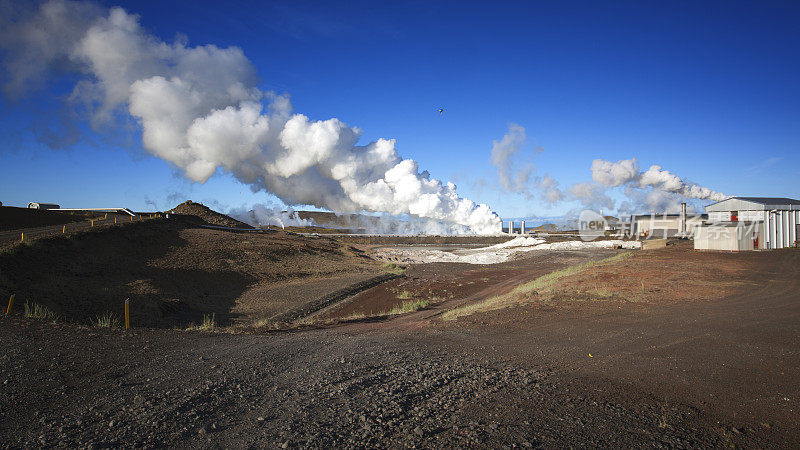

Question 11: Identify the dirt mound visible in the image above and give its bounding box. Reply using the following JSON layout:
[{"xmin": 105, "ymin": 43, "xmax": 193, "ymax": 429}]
[
  {"xmin": 0, "ymin": 220, "xmax": 382, "ymax": 328},
  {"xmin": 0, "ymin": 206, "xmax": 95, "ymax": 231},
  {"xmin": 168, "ymin": 200, "xmax": 252, "ymax": 229}
]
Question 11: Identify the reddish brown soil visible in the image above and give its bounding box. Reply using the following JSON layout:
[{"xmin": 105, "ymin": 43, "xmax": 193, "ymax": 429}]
[
  {"xmin": 319, "ymin": 250, "xmax": 614, "ymax": 319},
  {"xmin": 338, "ymin": 243, "xmax": 800, "ymax": 445},
  {"xmin": 546, "ymin": 240, "xmax": 756, "ymax": 303},
  {"xmin": 443, "ymin": 246, "xmax": 800, "ymax": 445}
]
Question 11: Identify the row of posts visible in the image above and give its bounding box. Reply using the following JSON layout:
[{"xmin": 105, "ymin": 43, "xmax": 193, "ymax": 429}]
[
  {"xmin": 506, "ymin": 220, "xmax": 527, "ymax": 235},
  {"xmin": 18, "ymin": 212, "xmax": 165, "ymax": 242}
]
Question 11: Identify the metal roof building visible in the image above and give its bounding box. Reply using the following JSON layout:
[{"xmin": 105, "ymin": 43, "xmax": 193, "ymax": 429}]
[
  {"xmin": 697, "ymin": 197, "xmax": 800, "ymax": 250},
  {"xmin": 630, "ymin": 213, "xmax": 707, "ymax": 238}
]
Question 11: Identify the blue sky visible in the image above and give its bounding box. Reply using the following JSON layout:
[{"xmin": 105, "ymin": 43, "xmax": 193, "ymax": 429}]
[{"xmin": 1, "ymin": 0, "xmax": 798, "ymax": 219}]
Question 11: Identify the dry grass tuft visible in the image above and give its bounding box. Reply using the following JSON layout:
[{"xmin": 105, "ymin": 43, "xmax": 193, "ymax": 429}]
[
  {"xmin": 341, "ymin": 311, "xmax": 367, "ymax": 321},
  {"xmin": 381, "ymin": 263, "xmax": 406, "ymax": 275},
  {"xmin": 24, "ymin": 301, "xmax": 57, "ymax": 320},
  {"xmin": 95, "ymin": 311, "xmax": 120, "ymax": 328},
  {"xmin": 395, "ymin": 290, "xmax": 415, "ymax": 299},
  {"xmin": 187, "ymin": 313, "xmax": 216, "ymax": 331},
  {"xmin": 386, "ymin": 299, "xmax": 430, "ymax": 315}
]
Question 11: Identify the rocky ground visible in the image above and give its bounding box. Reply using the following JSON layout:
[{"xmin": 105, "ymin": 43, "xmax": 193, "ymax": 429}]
[{"xmin": 0, "ymin": 317, "xmax": 743, "ymax": 449}]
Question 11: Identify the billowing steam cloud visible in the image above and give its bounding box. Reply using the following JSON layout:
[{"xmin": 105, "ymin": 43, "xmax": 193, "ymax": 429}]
[
  {"xmin": 0, "ymin": 0, "xmax": 501, "ymax": 234},
  {"xmin": 228, "ymin": 204, "xmax": 317, "ymax": 229},
  {"xmin": 590, "ymin": 158, "xmax": 728, "ymax": 201},
  {"xmin": 487, "ymin": 122, "xmax": 728, "ymax": 213}
]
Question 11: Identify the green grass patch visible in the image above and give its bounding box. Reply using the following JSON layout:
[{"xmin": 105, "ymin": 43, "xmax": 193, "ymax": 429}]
[
  {"xmin": 442, "ymin": 252, "xmax": 633, "ymax": 321},
  {"xmin": 395, "ymin": 289, "xmax": 415, "ymax": 299},
  {"xmin": 329, "ymin": 298, "xmax": 431, "ymax": 324},
  {"xmin": 382, "ymin": 263, "xmax": 406, "ymax": 275},
  {"xmin": 386, "ymin": 299, "xmax": 430, "ymax": 315},
  {"xmin": 292, "ymin": 297, "xmax": 433, "ymax": 327},
  {"xmin": 590, "ymin": 288, "xmax": 614, "ymax": 299}
]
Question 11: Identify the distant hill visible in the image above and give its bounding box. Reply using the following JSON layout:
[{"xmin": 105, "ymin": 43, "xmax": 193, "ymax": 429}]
[
  {"xmin": 533, "ymin": 223, "xmax": 559, "ymax": 232},
  {"xmin": 295, "ymin": 211, "xmax": 382, "ymax": 230},
  {"xmin": 169, "ymin": 201, "xmax": 252, "ymax": 229}
]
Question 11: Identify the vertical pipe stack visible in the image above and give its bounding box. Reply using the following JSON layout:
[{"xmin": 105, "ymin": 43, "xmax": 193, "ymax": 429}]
[
  {"xmin": 521, "ymin": 220, "xmax": 526, "ymax": 235},
  {"xmin": 680, "ymin": 202, "xmax": 687, "ymax": 235}
]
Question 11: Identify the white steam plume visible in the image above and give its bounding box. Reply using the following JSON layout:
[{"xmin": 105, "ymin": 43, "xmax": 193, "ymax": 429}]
[
  {"xmin": 591, "ymin": 158, "xmax": 728, "ymax": 202},
  {"xmin": 342, "ymin": 215, "xmax": 477, "ymax": 235},
  {"xmin": 567, "ymin": 182, "xmax": 614, "ymax": 210},
  {"xmin": 490, "ymin": 123, "xmax": 562, "ymax": 204},
  {"xmin": 228, "ymin": 204, "xmax": 317, "ymax": 229},
  {"xmin": 0, "ymin": 1, "xmax": 501, "ymax": 234},
  {"xmin": 490, "ymin": 123, "xmax": 532, "ymax": 193}
]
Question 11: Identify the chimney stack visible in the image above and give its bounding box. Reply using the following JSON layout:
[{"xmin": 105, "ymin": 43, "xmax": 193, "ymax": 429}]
[
  {"xmin": 508, "ymin": 220, "xmax": 514, "ymax": 235},
  {"xmin": 680, "ymin": 202, "xmax": 687, "ymax": 234},
  {"xmin": 521, "ymin": 220, "xmax": 526, "ymax": 235}
]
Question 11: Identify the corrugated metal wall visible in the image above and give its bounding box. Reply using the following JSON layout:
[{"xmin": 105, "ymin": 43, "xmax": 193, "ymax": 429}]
[
  {"xmin": 763, "ymin": 210, "xmax": 799, "ymax": 249},
  {"xmin": 694, "ymin": 224, "xmax": 756, "ymax": 251}
]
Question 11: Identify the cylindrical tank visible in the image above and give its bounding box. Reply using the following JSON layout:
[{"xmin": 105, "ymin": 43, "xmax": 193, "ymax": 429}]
[{"xmin": 27, "ymin": 202, "xmax": 60, "ymax": 210}]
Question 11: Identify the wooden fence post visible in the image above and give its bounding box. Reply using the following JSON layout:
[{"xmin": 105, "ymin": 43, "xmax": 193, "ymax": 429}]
[{"xmin": 124, "ymin": 298, "xmax": 130, "ymax": 330}]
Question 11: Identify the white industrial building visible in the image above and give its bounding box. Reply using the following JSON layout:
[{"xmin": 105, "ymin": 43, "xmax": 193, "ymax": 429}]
[
  {"xmin": 630, "ymin": 204, "xmax": 706, "ymax": 238},
  {"xmin": 695, "ymin": 197, "xmax": 800, "ymax": 251}
]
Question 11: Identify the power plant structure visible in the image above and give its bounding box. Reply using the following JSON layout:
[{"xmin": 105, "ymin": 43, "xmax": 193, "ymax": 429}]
[
  {"xmin": 629, "ymin": 203, "xmax": 706, "ymax": 239},
  {"xmin": 694, "ymin": 197, "xmax": 800, "ymax": 250},
  {"xmin": 27, "ymin": 202, "xmax": 136, "ymax": 217},
  {"xmin": 505, "ymin": 220, "xmax": 528, "ymax": 235},
  {"xmin": 27, "ymin": 202, "xmax": 60, "ymax": 210}
]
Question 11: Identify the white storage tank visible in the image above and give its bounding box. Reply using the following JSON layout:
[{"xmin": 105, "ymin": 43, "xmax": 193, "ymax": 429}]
[{"xmin": 27, "ymin": 202, "xmax": 60, "ymax": 210}]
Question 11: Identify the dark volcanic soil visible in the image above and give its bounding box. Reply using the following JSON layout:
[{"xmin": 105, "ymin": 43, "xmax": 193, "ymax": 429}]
[
  {"xmin": 0, "ymin": 230, "xmax": 798, "ymax": 447},
  {"xmin": 0, "ymin": 206, "xmax": 97, "ymax": 231},
  {"xmin": 0, "ymin": 316, "xmax": 748, "ymax": 449},
  {"xmin": 168, "ymin": 201, "xmax": 252, "ymax": 229},
  {"xmin": 0, "ymin": 220, "xmax": 383, "ymax": 327}
]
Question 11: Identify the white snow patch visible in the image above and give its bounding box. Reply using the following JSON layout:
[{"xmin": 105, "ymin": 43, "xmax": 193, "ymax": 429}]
[{"xmin": 373, "ymin": 239, "xmax": 641, "ymax": 265}]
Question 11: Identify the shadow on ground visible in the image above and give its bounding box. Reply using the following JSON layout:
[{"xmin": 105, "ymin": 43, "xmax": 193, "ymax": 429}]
[{"xmin": 0, "ymin": 220, "xmax": 254, "ymax": 327}]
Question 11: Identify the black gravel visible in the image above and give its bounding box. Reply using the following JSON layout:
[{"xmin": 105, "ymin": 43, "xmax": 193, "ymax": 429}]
[{"xmin": 0, "ymin": 316, "xmax": 756, "ymax": 449}]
